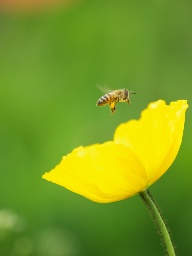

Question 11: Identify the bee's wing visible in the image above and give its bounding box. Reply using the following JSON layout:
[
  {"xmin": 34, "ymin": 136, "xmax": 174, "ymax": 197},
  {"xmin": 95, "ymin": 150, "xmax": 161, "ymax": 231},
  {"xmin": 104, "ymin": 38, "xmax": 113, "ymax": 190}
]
[{"xmin": 96, "ymin": 84, "xmax": 114, "ymax": 94}]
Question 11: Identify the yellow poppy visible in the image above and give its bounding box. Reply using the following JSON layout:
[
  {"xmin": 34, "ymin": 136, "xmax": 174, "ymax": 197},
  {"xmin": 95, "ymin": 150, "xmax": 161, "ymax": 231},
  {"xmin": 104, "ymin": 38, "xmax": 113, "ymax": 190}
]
[{"xmin": 42, "ymin": 100, "xmax": 188, "ymax": 203}]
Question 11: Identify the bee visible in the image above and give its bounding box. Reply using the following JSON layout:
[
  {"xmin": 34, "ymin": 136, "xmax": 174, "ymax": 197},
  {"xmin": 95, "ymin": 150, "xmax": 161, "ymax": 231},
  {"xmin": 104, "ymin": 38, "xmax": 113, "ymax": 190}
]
[{"xmin": 96, "ymin": 88, "xmax": 136, "ymax": 113}]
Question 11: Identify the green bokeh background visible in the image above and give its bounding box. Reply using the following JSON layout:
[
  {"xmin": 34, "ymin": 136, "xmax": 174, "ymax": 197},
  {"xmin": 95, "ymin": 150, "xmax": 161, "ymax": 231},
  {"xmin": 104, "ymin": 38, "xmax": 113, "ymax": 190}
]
[{"xmin": 0, "ymin": 1, "xmax": 192, "ymax": 255}]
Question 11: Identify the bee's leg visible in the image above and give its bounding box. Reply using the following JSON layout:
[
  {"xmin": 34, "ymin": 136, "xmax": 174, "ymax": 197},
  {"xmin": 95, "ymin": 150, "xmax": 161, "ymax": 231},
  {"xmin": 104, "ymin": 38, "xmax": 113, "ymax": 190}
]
[
  {"xmin": 127, "ymin": 99, "xmax": 131, "ymax": 105},
  {"xmin": 109, "ymin": 102, "xmax": 116, "ymax": 113},
  {"xmin": 110, "ymin": 106, "xmax": 116, "ymax": 113}
]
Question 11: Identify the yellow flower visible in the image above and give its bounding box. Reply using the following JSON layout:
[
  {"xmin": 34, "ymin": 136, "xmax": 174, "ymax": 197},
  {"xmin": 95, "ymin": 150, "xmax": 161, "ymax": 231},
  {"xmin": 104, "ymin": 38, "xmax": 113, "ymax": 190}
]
[{"xmin": 42, "ymin": 100, "xmax": 188, "ymax": 203}]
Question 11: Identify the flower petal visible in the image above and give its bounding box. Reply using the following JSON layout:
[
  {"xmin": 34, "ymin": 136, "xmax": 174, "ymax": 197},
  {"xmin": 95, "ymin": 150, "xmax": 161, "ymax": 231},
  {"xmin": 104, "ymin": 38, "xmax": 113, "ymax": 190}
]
[
  {"xmin": 42, "ymin": 141, "xmax": 146, "ymax": 203},
  {"xmin": 114, "ymin": 100, "xmax": 188, "ymax": 186}
]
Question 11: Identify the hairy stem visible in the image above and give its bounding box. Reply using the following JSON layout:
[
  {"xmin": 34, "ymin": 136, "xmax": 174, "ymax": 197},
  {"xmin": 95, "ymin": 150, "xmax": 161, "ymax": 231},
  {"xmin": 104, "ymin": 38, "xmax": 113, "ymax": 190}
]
[{"xmin": 139, "ymin": 189, "xmax": 176, "ymax": 256}]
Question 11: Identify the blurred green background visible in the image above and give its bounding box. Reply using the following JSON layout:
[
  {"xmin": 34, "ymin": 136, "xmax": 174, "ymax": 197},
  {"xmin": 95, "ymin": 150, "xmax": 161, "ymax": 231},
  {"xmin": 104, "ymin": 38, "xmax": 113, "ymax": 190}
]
[{"xmin": 0, "ymin": 0, "xmax": 192, "ymax": 255}]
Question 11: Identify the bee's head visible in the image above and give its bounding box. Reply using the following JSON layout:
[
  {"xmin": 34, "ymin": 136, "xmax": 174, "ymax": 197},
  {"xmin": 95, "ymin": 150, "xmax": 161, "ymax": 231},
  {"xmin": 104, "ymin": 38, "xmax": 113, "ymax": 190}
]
[
  {"xmin": 123, "ymin": 88, "xmax": 129, "ymax": 97},
  {"xmin": 124, "ymin": 89, "xmax": 136, "ymax": 98}
]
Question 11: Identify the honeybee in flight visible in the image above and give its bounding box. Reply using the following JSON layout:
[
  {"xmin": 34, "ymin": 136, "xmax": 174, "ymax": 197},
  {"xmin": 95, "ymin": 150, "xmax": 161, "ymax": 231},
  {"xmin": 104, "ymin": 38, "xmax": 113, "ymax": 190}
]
[{"xmin": 96, "ymin": 88, "xmax": 136, "ymax": 113}]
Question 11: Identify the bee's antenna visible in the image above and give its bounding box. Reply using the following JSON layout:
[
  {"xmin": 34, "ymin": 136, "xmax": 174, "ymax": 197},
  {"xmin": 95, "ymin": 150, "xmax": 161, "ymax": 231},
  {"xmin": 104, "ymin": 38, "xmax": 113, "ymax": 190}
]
[{"xmin": 130, "ymin": 91, "xmax": 136, "ymax": 94}]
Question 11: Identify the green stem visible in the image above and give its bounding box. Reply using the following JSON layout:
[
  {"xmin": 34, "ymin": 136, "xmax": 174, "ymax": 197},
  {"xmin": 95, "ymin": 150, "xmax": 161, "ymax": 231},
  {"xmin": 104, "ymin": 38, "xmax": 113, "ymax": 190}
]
[{"xmin": 139, "ymin": 189, "xmax": 176, "ymax": 256}]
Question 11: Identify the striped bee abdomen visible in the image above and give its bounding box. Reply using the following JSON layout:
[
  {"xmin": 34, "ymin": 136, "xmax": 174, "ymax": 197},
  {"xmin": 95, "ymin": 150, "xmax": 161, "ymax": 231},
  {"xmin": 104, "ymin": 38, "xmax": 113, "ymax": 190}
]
[{"xmin": 96, "ymin": 93, "xmax": 111, "ymax": 106}]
